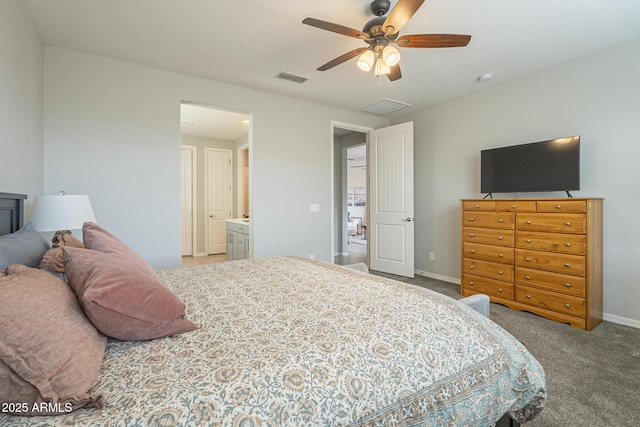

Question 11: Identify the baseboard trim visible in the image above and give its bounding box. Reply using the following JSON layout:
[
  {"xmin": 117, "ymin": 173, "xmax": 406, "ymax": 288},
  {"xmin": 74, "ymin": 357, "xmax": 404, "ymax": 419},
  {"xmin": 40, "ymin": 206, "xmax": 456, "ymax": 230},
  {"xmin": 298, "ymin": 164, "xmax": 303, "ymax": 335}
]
[
  {"xmin": 603, "ymin": 313, "xmax": 640, "ymax": 329},
  {"xmin": 415, "ymin": 269, "xmax": 459, "ymax": 285}
]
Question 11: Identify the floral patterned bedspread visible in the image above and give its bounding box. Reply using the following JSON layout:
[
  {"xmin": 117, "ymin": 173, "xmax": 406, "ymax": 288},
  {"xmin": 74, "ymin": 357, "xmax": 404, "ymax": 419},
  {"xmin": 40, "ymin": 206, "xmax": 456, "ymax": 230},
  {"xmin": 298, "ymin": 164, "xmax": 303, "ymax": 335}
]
[{"xmin": 1, "ymin": 256, "xmax": 545, "ymax": 426}]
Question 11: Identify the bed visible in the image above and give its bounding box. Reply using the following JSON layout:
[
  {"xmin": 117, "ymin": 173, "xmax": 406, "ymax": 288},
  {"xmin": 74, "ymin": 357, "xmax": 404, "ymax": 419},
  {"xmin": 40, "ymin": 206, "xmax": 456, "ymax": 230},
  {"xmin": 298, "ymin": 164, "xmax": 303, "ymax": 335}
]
[{"xmin": 1, "ymin": 193, "xmax": 545, "ymax": 426}]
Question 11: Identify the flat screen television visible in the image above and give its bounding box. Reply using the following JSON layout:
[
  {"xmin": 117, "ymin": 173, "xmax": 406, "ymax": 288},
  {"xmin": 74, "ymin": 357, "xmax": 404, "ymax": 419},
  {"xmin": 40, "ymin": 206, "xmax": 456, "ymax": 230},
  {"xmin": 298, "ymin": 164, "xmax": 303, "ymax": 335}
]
[{"xmin": 481, "ymin": 136, "xmax": 580, "ymax": 195}]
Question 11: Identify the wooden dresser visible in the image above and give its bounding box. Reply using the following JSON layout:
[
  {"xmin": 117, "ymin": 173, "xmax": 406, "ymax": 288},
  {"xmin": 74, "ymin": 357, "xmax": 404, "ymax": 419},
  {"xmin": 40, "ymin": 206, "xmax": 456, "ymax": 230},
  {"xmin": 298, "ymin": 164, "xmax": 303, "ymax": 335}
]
[{"xmin": 460, "ymin": 198, "xmax": 603, "ymax": 330}]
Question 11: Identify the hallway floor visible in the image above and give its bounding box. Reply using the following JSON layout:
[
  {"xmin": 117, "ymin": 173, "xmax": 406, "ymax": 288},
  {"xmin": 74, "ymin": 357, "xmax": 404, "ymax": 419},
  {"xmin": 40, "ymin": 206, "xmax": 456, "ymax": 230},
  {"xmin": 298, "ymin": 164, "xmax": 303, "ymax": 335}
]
[{"xmin": 334, "ymin": 241, "xmax": 367, "ymax": 266}]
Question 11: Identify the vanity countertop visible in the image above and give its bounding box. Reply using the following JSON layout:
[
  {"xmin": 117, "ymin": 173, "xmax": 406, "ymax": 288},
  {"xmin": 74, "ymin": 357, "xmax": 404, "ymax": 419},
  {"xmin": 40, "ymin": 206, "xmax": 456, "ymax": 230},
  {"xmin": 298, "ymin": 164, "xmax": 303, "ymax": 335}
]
[{"xmin": 226, "ymin": 218, "xmax": 249, "ymax": 225}]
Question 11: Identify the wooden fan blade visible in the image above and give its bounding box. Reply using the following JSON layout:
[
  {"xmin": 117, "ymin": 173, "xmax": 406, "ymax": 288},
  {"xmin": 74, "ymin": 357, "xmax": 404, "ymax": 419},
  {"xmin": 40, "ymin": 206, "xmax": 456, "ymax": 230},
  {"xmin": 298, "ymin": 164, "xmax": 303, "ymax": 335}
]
[
  {"xmin": 383, "ymin": 0, "xmax": 425, "ymax": 35},
  {"xmin": 396, "ymin": 34, "xmax": 472, "ymax": 48},
  {"xmin": 317, "ymin": 48, "xmax": 368, "ymax": 71},
  {"xmin": 302, "ymin": 18, "xmax": 368, "ymax": 39},
  {"xmin": 387, "ymin": 64, "xmax": 402, "ymax": 81}
]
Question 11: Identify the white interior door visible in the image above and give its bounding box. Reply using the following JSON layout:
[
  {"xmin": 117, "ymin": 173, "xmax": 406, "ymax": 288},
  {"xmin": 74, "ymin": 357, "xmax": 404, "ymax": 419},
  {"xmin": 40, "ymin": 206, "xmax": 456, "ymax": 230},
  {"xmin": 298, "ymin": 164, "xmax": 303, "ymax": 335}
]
[
  {"xmin": 180, "ymin": 146, "xmax": 195, "ymax": 256},
  {"xmin": 206, "ymin": 148, "xmax": 232, "ymax": 254},
  {"xmin": 368, "ymin": 122, "xmax": 414, "ymax": 277}
]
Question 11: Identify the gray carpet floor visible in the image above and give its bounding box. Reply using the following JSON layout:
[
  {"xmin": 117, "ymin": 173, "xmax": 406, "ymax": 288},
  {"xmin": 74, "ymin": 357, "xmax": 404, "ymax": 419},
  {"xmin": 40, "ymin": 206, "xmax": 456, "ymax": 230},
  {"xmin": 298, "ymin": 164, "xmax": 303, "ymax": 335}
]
[{"xmin": 373, "ymin": 272, "xmax": 640, "ymax": 427}]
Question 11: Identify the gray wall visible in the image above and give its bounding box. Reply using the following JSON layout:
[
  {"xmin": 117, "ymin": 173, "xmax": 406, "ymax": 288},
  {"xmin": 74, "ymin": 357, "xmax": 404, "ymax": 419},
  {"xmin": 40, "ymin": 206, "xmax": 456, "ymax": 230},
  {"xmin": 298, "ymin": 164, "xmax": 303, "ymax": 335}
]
[
  {"xmin": 0, "ymin": 1, "xmax": 44, "ymax": 216},
  {"xmin": 42, "ymin": 46, "xmax": 388, "ymax": 269},
  {"xmin": 393, "ymin": 39, "xmax": 640, "ymax": 327}
]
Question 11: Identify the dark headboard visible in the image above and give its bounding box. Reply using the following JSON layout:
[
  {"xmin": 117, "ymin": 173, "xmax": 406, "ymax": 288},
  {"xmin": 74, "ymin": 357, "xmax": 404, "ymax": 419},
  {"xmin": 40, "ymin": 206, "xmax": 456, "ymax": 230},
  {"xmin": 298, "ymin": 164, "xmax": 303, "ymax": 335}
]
[{"xmin": 0, "ymin": 193, "xmax": 27, "ymax": 236}]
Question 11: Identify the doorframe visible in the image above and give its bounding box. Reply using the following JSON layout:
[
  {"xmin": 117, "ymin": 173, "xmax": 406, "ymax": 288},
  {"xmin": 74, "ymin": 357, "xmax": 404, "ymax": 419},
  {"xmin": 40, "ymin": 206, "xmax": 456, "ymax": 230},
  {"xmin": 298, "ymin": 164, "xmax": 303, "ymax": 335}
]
[
  {"xmin": 330, "ymin": 120, "xmax": 373, "ymax": 263},
  {"xmin": 180, "ymin": 145, "xmax": 198, "ymax": 256},
  {"xmin": 237, "ymin": 143, "xmax": 249, "ymax": 219}
]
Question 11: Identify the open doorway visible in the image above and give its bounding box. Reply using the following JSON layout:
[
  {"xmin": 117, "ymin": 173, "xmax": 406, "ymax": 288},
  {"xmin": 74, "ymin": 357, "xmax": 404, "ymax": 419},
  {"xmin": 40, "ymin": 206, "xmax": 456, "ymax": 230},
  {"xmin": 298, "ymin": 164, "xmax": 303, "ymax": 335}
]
[
  {"xmin": 332, "ymin": 125, "xmax": 369, "ymax": 266},
  {"xmin": 180, "ymin": 102, "xmax": 251, "ymax": 265}
]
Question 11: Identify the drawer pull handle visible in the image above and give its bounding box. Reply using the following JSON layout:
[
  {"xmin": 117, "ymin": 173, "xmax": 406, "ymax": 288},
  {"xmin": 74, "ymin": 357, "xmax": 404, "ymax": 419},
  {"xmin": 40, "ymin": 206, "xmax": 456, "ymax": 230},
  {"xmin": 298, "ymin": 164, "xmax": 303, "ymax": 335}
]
[
  {"xmin": 511, "ymin": 205, "xmax": 516, "ymax": 209},
  {"xmin": 469, "ymin": 281, "xmax": 475, "ymax": 285},
  {"xmin": 469, "ymin": 265, "xmax": 475, "ymax": 269},
  {"xmin": 526, "ymin": 220, "xmax": 531, "ymax": 224},
  {"xmin": 565, "ymin": 242, "xmax": 571, "ymax": 247},
  {"xmin": 498, "ymin": 253, "xmax": 503, "ymax": 257},
  {"xmin": 564, "ymin": 263, "xmax": 570, "ymax": 267},
  {"xmin": 469, "ymin": 217, "xmax": 475, "ymax": 221},
  {"xmin": 556, "ymin": 205, "xmax": 562, "ymax": 209},
  {"xmin": 565, "ymin": 283, "xmax": 571, "ymax": 288},
  {"xmin": 498, "ymin": 218, "xmax": 504, "ymax": 223},
  {"xmin": 470, "ymin": 249, "xmax": 475, "ymax": 253},
  {"xmin": 475, "ymin": 204, "xmax": 480, "ymax": 208},
  {"xmin": 565, "ymin": 304, "xmax": 570, "ymax": 308},
  {"xmin": 525, "ymin": 257, "xmax": 531, "ymax": 261},
  {"xmin": 526, "ymin": 294, "xmax": 531, "ymax": 299},
  {"xmin": 469, "ymin": 233, "xmax": 475, "ymax": 237},
  {"xmin": 565, "ymin": 222, "xmax": 571, "ymax": 226},
  {"xmin": 498, "ymin": 236, "xmax": 503, "ymax": 240},
  {"xmin": 498, "ymin": 288, "xmax": 503, "ymax": 292},
  {"xmin": 525, "ymin": 239, "xmax": 531, "ymax": 243},
  {"xmin": 525, "ymin": 276, "xmax": 531, "ymax": 280},
  {"xmin": 498, "ymin": 271, "xmax": 503, "ymax": 275}
]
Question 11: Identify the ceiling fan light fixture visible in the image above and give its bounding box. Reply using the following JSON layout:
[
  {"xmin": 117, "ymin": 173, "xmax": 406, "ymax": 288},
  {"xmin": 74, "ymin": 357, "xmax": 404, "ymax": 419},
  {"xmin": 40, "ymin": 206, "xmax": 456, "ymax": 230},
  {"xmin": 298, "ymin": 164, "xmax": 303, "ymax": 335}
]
[
  {"xmin": 356, "ymin": 50, "xmax": 375, "ymax": 72},
  {"xmin": 374, "ymin": 58, "xmax": 391, "ymax": 77},
  {"xmin": 382, "ymin": 45, "xmax": 401, "ymax": 67}
]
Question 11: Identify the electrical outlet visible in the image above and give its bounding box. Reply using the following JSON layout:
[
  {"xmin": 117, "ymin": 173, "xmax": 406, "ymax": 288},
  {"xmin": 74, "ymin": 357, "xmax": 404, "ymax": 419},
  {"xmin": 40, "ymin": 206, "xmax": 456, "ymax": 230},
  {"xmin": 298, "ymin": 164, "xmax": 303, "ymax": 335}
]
[{"xmin": 429, "ymin": 252, "xmax": 435, "ymax": 261}]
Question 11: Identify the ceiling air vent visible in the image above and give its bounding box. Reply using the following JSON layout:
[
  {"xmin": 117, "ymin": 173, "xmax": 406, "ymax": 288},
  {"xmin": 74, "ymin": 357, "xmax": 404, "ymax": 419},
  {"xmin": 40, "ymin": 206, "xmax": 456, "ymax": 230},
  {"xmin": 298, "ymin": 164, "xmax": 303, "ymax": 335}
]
[
  {"xmin": 275, "ymin": 71, "xmax": 308, "ymax": 84},
  {"xmin": 362, "ymin": 98, "xmax": 411, "ymax": 115}
]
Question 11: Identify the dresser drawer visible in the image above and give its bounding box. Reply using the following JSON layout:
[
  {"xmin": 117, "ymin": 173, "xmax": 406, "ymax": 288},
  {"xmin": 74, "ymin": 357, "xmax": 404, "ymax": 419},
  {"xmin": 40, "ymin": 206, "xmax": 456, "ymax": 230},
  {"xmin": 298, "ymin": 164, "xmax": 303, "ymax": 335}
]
[
  {"xmin": 515, "ymin": 249, "xmax": 585, "ymax": 276},
  {"xmin": 516, "ymin": 231, "xmax": 586, "ymax": 255},
  {"xmin": 516, "ymin": 267, "xmax": 586, "ymax": 297},
  {"xmin": 462, "ymin": 200, "xmax": 495, "ymax": 211},
  {"xmin": 462, "ymin": 274, "xmax": 514, "ymax": 300},
  {"xmin": 462, "ymin": 211, "xmax": 514, "ymax": 229},
  {"xmin": 536, "ymin": 200, "xmax": 586, "ymax": 213},
  {"xmin": 462, "ymin": 258, "xmax": 514, "ymax": 282},
  {"xmin": 516, "ymin": 285, "xmax": 585, "ymax": 317},
  {"xmin": 516, "ymin": 213, "xmax": 586, "ymax": 234},
  {"xmin": 463, "ymin": 227, "xmax": 514, "ymax": 247},
  {"xmin": 496, "ymin": 200, "xmax": 537, "ymax": 212},
  {"xmin": 463, "ymin": 242, "xmax": 514, "ymax": 264}
]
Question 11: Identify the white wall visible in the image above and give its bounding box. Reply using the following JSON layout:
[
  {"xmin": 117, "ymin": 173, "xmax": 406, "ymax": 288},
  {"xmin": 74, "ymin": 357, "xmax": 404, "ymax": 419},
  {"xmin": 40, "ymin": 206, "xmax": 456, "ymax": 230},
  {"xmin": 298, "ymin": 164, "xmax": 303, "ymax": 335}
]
[
  {"xmin": 43, "ymin": 47, "xmax": 388, "ymax": 269},
  {"xmin": 0, "ymin": 0, "xmax": 44, "ymax": 215},
  {"xmin": 394, "ymin": 39, "xmax": 640, "ymax": 326}
]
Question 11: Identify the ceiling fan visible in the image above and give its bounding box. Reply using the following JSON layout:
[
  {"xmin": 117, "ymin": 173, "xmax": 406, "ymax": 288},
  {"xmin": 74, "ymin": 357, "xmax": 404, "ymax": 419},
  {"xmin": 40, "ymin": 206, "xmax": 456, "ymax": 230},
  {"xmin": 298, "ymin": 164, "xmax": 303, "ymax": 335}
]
[{"xmin": 302, "ymin": 0, "xmax": 471, "ymax": 81}]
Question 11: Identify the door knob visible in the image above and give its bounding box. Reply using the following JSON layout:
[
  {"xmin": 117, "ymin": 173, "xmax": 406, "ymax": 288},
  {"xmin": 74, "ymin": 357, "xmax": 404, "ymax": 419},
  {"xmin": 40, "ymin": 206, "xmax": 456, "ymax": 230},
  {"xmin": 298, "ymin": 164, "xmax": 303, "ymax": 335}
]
[{"xmin": 402, "ymin": 217, "xmax": 414, "ymax": 222}]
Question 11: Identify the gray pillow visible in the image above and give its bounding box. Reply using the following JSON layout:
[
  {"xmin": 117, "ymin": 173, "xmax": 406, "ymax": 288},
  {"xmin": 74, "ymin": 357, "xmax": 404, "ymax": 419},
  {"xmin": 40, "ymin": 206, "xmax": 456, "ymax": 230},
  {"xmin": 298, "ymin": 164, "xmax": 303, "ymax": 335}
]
[{"xmin": 0, "ymin": 222, "xmax": 50, "ymax": 269}]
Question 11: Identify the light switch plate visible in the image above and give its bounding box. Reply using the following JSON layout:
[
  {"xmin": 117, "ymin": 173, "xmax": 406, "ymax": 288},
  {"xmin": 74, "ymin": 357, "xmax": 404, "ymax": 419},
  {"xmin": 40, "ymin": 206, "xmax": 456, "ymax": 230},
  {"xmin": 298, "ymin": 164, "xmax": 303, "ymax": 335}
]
[{"xmin": 309, "ymin": 203, "xmax": 320, "ymax": 213}]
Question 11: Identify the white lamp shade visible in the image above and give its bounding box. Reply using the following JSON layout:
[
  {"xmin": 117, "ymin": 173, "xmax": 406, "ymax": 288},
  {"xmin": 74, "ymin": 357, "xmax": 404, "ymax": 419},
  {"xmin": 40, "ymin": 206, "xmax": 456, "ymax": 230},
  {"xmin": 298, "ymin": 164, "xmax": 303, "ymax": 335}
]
[
  {"xmin": 382, "ymin": 45, "xmax": 401, "ymax": 67},
  {"xmin": 356, "ymin": 50, "xmax": 375, "ymax": 72},
  {"xmin": 374, "ymin": 59, "xmax": 391, "ymax": 77},
  {"xmin": 31, "ymin": 195, "xmax": 96, "ymax": 232}
]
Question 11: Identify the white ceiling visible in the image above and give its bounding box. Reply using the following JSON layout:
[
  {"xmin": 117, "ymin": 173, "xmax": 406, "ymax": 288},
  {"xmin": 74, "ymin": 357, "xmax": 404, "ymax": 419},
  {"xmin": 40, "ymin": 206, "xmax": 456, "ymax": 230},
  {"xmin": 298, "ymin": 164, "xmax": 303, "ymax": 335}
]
[
  {"xmin": 180, "ymin": 104, "xmax": 249, "ymax": 140},
  {"xmin": 23, "ymin": 0, "xmax": 640, "ymax": 136}
]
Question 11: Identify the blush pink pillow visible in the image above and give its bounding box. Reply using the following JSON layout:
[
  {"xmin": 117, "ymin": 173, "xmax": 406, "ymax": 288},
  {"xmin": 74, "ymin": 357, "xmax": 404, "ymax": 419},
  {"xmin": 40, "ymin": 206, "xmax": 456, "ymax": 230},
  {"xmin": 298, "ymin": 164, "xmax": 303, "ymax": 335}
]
[
  {"xmin": 81, "ymin": 222, "xmax": 157, "ymax": 278},
  {"xmin": 0, "ymin": 264, "xmax": 106, "ymax": 415},
  {"xmin": 63, "ymin": 247, "xmax": 197, "ymax": 341}
]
